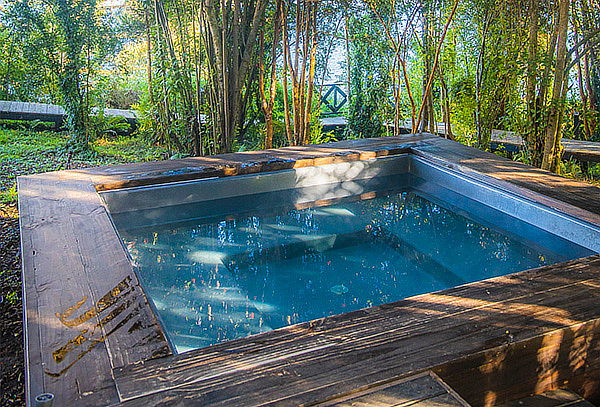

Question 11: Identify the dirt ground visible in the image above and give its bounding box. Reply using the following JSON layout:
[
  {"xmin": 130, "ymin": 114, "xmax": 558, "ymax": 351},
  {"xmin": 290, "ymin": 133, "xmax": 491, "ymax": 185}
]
[{"xmin": 0, "ymin": 202, "xmax": 24, "ymax": 406}]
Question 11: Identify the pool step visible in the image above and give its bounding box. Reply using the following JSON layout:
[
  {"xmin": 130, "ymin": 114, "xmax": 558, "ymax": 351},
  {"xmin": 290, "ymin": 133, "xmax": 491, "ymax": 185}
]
[
  {"xmin": 317, "ymin": 371, "xmax": 471, "ymax": 407},
  {"xmin": 222, "ymin": 225, "xmax": 465, "ymax": 286},
  {"xmin": 499, "ymin": 389, "xmax": 595, "ymax": 407}
]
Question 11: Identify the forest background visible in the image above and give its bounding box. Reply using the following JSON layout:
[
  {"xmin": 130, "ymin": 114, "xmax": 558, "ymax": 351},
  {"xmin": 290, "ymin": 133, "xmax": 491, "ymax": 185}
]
[{"xmin": 0, "ymin": 0, "xmax": 599, "ymax": 173}]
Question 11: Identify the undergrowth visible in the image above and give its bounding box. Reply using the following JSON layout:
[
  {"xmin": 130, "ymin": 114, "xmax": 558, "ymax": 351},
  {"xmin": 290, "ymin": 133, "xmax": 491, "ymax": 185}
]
[{"xmin": 0, "ymin": 127, "xmax": 169, "ymax": 204}]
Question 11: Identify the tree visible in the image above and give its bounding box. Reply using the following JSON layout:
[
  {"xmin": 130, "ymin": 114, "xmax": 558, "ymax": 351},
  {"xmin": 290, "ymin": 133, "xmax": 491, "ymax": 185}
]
[
  {"xmin": 258, "ymin": 0, "xmax": 283, "ymax": 149},
  {"xmin": 51, "ymin": 0, "xmax": 100, "ymax": 149},
  {"xmin": 281, "ymin": 0, "xmax": 320, "ymax": 146},
  {"xmin": 201, "ymin": 0, "xmax": 268, "ymax": 152},
  {"xmin": 541, "ymin": 0, "xmax": 570, "ymax": 171},
  {"xmin": 3, "ymin": 0, "xmax": 115, "ymax": 149},
  {"xmin": 345, "ymin": 10, "xmax": 393, "ymax": 139}
]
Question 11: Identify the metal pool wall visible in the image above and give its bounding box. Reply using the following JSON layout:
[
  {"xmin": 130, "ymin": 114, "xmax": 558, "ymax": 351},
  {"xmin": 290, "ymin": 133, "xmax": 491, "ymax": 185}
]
[{"xmin": 101, "ymin": 154, "xmax": 600, "ymax": 255}]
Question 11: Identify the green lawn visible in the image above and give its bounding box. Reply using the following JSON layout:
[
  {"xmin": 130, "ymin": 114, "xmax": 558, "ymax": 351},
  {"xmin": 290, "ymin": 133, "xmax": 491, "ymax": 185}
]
[{"xmin": 0, "ymin": 128, "xmax": 169, "ymax": 204}]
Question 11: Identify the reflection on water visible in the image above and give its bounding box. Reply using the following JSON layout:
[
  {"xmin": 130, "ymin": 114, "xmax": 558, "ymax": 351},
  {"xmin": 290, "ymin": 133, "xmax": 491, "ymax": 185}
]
[{"xmin": 121, "ymin": 191, "xmax": 577, "ymax": 353}]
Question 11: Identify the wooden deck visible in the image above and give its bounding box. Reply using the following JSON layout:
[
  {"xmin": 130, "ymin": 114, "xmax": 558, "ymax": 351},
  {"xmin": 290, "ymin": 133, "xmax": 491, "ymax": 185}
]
[
  {"xmin": 398, "ymin": 122, "xmax": 600, "ymax": 164},
  {"xmin": 0, "ymin": 100, "xmax": 137, "ymax": 128},
  {"xmin": 321, "ymin": 372, "xmax": 471, "ymax": 406},
  {"xmin": 490, "ymin": 130, "xmax": 600, "ymax": 163},
  {"xmin": 499, "ymin": 389, "xmax": 594, "ymax": 407},
  {"xmin": 18, "ymin": 134, "xmax": 600, "ymax": 406}
]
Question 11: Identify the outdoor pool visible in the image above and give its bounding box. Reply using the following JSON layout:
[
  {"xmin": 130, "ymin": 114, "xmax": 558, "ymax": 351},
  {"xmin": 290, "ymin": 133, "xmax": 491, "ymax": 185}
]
[{"xmin": 102, "ymin": 154, "xmax": 599, "ymax": 353}]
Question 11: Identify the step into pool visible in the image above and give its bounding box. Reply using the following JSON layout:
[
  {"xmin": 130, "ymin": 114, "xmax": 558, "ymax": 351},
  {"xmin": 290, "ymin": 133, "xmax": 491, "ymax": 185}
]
[{"xmin": 102, "ymin": 155, "xmax": 600, "ymax": 353}]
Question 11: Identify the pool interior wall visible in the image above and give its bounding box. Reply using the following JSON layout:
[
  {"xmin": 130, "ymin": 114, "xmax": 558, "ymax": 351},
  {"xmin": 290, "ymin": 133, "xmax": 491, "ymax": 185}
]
[
  {"xmin": 103, "ymin": 154, "xmax": 600, "ymax": 254},
  {"xmin": 101, "ymin": 154, "xmax": 600, "ymax": 352}
]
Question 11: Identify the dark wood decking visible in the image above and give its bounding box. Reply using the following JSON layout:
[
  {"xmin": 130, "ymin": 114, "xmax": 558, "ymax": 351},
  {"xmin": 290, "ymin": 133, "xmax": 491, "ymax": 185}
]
[
  {"xmin": 319, "ymin": 372, "xmax": 471, "ymax": 406},
  {"xmin": 491, "ymin": 130, "xmax": 600, "ymax": 163},
  {"xmin": 0, "ymin": 100, "xmax": 137, "ymax": 128},
  {"xmin": 499, "ymin": 389, "xmax": 594, "ymax": 407},
  {"xmin": 18, "ymin": 134, "xmax": 600, "ymax": 406},
  {"xmin": 399, "ymin": 122, "xmax": 600, "ymax": 163}
]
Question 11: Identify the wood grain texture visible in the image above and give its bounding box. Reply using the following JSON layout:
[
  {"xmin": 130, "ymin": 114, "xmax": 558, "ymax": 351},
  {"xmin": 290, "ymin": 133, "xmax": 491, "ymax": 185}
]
[
  {"xmin": 497, "ymin": 389, "xmax": 593, "ymax": 407},
  {"xmin": 19, "ymin": 134, "xmax": 600, "ymax": 406},
  {"xmin": 414, "ymin": 137, "xmax": 600, "ymax": 223},
  {"xmin": 317, "ymin": 372, "xmax": 471, "ymax": 407},
  {"xmin": 19, "ymin": 172, "xmax": 169, "ymax": 406},
  {"xmin": 18, "ymin": 175, "xmax": 119, "ymax": 406}
]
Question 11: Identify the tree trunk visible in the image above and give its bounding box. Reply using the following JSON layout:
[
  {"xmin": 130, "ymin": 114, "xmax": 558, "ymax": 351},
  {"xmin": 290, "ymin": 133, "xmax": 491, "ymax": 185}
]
[
  {"xmin": 282, "ymin": 0, "xmax": 320, "ymax": 146},
  {"xmin": 541, "ymin": 0, "xmax": 570, "ymax": 171}
]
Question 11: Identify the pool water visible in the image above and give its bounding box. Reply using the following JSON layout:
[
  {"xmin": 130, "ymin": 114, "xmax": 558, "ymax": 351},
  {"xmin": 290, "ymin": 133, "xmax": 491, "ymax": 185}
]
[{"xmin": 120, "ymin": 188, "xmax": 587, "ymax": 353}]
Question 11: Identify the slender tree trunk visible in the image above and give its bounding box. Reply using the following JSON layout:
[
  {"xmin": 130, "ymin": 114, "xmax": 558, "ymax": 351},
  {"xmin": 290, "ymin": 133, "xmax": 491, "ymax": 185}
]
[
  {"xmin": 421, "ymin": 5, "xmax": 434, "ymax": 133},
  {"xmin": 282, "ymin": 2, "xmax": 294, "ymax": 146},
  {"xmin": 282, "ymin": 0, "xmax": 320, "ymax": 146},
  {"xmin": 258, "ymin": 0, "xmax": 282, "ymax": 149},
  {"xmin": 475, "ymin": 11, "xmax": 491, "ymax": 147},
  {"xmin": 541, "ymin": 0, "xmax": 570, "ymax": 171},
  {"xmin": 414, "ymin": 0, "xmax": 460, "ymax": 134},
  {"xmin": 438, "ymin": 64, "xmax": 453, "ymax": 140},
  {"xmin": 201, "ymin": 0, "xmax": 267, "ymax": 152},
  {"xmin": 524, "ymin": 0, "xmax": 540, "ymax": 162}
]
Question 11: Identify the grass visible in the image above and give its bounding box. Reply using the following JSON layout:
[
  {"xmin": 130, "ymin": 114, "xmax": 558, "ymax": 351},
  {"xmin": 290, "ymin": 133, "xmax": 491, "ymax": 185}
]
[
  {"xmin": 93, "ymin": 135, "xmax": 169, "ymax": 162},
  {"xmin": 560, "ymin": 159, "xmax": 600, "ymax": 186},
  {"xmin": 0, "ymin": 127, "xmax": 169, "ymax": 202},
  {"xmin": 0, "ymin": 185, "xmax": 17, "ymax": 204}
]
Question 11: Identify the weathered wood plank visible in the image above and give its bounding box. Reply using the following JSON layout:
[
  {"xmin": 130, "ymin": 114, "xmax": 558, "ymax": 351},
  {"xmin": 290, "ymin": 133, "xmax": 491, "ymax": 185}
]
[
  {"xmin": 86, "ymin": 136, "xmax": 433, "ymax": 191},
  {"xmin": 114, "ymin": 255, "xmax": 600, "ymax": 392},
  {"xmin": 491, "ymin": 130, "xmax": 600, "ymax": 163},
  {"xmin": 80, "ymin": 135, "xmax": 600, "ymax": 225},
  {"xmin": 497, "ymin": 389, "xmax": 591, "ymax": 407},
  {"xmin": 434, "ymin": 318, "xmax": 600, "ymax": 406},
  {"xmin": 118, "ymin": 314, "xmax": 600, "ymax": 407},
  {"xmin": 414, "ymin": 137, "xmax": 600, "ymax": 223},
  {"xmin": 19, "ymin": 172, "xmax": 170, "ymax": 406},
  {"xmin": 0, "ymin": 100, "xmax": 138, "ymax": 128},
  {"xmin": 18, "ymin": 178, "xmax": 45, "ymax": 405},
  {"xmin": 18, "ymin": 175, "xmax": 119, "ymax": 406},
  {"xmin": 57, "ymin": 173, "xmax": 171, "ymax": 368},
  {"xmin": 320, "ymin": 372, "xmax": 470, "ymax": 407}
]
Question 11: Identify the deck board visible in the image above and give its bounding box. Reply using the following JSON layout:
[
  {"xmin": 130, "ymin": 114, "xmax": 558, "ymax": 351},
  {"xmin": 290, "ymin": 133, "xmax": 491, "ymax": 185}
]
[
  {"xmin": 318, "ymin": 372, "xmax": 470, "ymax": 407},
  {"xmin": 18, "ymin": 173, "xmax": 170, "ymax": 405},
  {"xmin": 397, "ymin": 123, "xmax": 600, "ymax": 163},
  {"xmin": 0, "ymin": 100, "xmax": 137, "ymax": 127},
  {"xmin": 498, "ymin": 389, "xmax": 593, "ymax": 407},
  {"xmin": 491, "ymin": 130, "xmax": 600, "ymax": 163},
  {"xmin": 18, "ymin": 175, "xmax": 119, "ymax": 406},
  {"xmin": 415, "ymin": 137, "xmax": 600, "ymax": 223}
]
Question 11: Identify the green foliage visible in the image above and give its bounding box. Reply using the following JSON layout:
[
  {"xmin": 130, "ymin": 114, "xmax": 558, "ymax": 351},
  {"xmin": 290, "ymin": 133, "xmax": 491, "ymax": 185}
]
[
  {"xmin": 92, "ymin": 135, "xmax": 168, "ymax": 162},
  {"xmin": 0, "ymin": 185, "xmax": 17, "ymax": 204},
  {"xmin": 0, "ymin": 127, "xmax": 166, "ymax": 169},
  {"xmin": 311, "ymin": 129, "xmax": 338, "ymax": 144},
  {"xmin": 0, "ymin": 120, "xmax": 56, "ymax": 131},
  {"xmin": 0, "ymin": 0, "xmax": 598, "ymax": 172},
  {"xmin": 345, "ymin": 12, "xmax": 392, "ymax": 139},
  {"xmin": 0, "ymin": 2, "xmax": 62, "ymax": 102},
  {"xmin": 1, "ymin": 0, "xmax": 120, "ymax": 149},
  {"xmin": 449, "ymin": 77, "xmax": 476, "ymax": 144}
]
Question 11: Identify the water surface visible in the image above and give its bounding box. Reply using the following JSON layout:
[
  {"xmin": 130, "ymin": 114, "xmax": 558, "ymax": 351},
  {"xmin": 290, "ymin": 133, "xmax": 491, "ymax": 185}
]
[{"xmin": 121, "ymin": 188, "xmax": 583, "ymax": 353}]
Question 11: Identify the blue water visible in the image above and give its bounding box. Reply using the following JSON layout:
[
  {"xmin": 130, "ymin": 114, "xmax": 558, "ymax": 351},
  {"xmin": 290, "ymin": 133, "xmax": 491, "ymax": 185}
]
[{"xmin": 120, "ymin": 189, "xmax": 583, "ymax": 353}]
